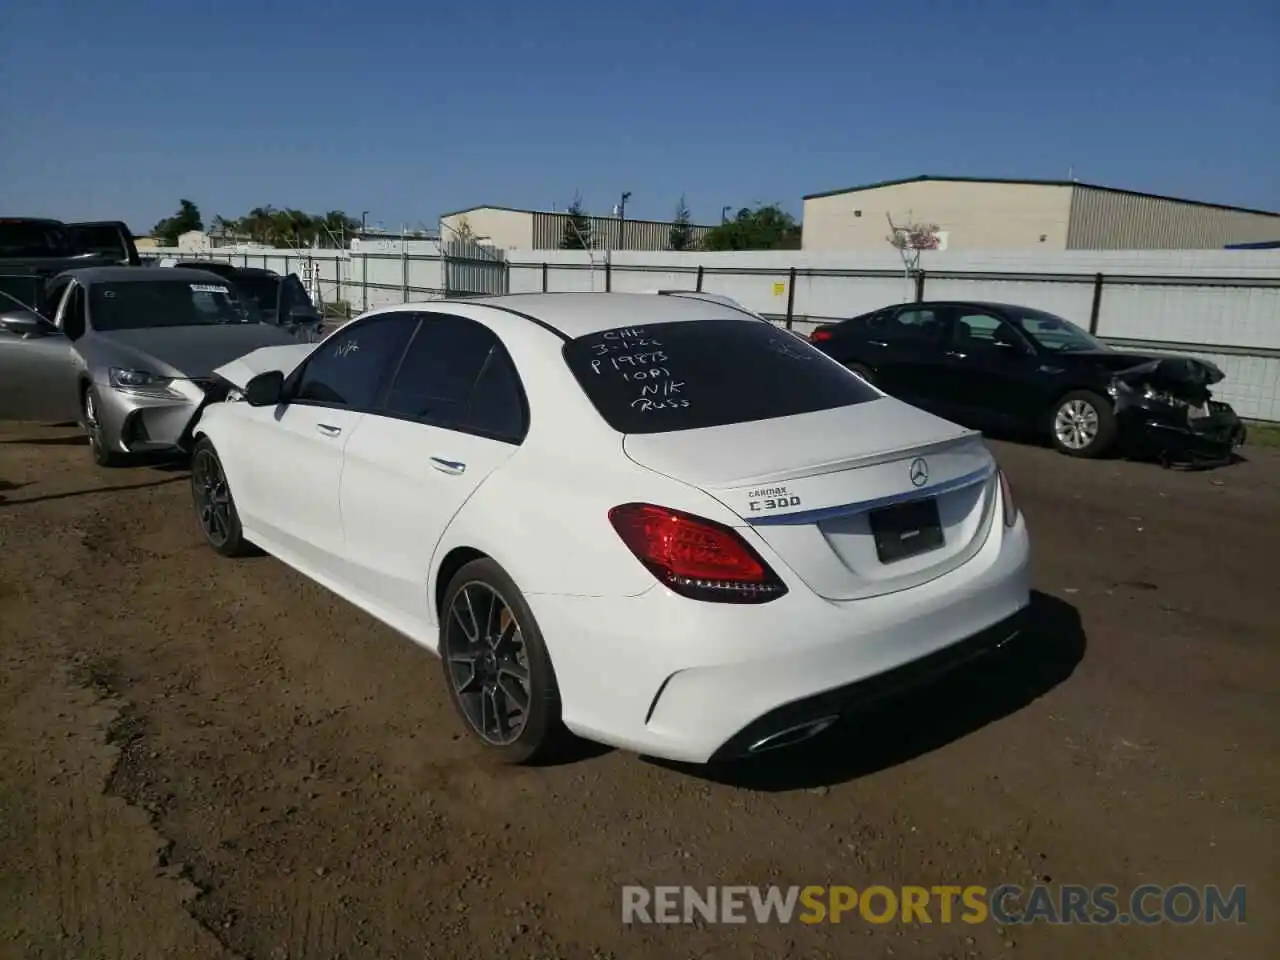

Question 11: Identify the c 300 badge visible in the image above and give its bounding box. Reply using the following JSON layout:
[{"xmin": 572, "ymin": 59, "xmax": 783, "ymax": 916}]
[{"xmin": 747, "ymin": 485, "xmax": 802, "ymax": 512}]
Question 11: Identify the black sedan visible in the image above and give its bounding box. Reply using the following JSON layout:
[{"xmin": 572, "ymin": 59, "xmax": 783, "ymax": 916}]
[{"xmin": 809, "ymin": 301, "xmax": 1245, "ymax": 464}]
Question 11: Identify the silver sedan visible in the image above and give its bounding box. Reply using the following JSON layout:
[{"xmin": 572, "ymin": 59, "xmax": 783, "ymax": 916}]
[{"xmin": 0, "ymin": 266, "xmax": 303, "ymax": 466}]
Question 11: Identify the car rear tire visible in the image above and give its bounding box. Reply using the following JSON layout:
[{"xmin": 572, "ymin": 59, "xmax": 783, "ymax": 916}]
[
  {"xmin": 439, "ymin": 558, "xmax": 567, "ymax": 764},
  {"xmin": 83, "ymin": 387, "xmax": 126, "ymax": 468},
  {"xmin": 190, "ymin": 437, "xmax": 254, "ymax": 557},
  {"xmin": 1049, "ymin": 390, "xmax": 1117, "ymax": 458}
]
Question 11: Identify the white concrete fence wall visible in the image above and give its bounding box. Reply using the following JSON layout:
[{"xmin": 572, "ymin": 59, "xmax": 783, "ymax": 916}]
[{"xmin": 141, "ymin": 246, "xmax": 1280, "ymax": 421}]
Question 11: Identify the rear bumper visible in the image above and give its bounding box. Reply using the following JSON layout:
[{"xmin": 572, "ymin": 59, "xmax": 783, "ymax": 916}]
[
  {"xmin": 708, "ymin": 608, "xmax": 1024, "ymax": 761},
  {"xmin": 1116, "ymin": 398, "xmax": 1245, "ymax": 464},
  {"xmin": 528, "ymin": 509, "xmax": 1031, "ymax": 764}
]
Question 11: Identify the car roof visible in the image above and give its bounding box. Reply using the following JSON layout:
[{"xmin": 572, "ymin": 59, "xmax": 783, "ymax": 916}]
[
  {"xmin": 450, "ymin": 292, "xmax": 763, "ymax": 339},
  {"xmin": 55, "ymin": 266, "xmax": 236, "ymax": 284},
  {"xmin": 174, "ymin": 261, "xmax": 276, "ymax": 276},
  {"xmin": 911, "ymin": 301, "xmax": 1055, "ymax": 313}
]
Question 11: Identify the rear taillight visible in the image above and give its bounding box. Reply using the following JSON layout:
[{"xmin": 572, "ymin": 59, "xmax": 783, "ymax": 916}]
[
  {"xmin": 608, "ymin": 503, "xmax": 788, "ymax": 604},
  {"xmin": 810, "ymin": 329, "xmax": 834, "ymax": 343},
  {"xmin": 998, "ymin": 470, "xmax": 1018, "ymax": 527}
]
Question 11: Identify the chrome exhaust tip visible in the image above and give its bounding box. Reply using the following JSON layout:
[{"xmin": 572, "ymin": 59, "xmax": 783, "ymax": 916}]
[{"xmin": 746, "ymin": 716, "xmax": 839, "ymax": 755}]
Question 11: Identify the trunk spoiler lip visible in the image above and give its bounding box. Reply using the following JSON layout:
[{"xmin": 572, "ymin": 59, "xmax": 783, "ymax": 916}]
[
  {"xmin": 663, "ymin": 427, "xmax": 985, "ymax": 490},
  {"xmin": 747, "ymin": 462, "xmax": 996, "ymax": 527}
]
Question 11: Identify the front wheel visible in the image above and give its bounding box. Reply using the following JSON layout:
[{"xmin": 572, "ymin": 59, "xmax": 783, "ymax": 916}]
[
  {"xmin": 439, "ymin": 558, "xmax": 567, "ymax": 764},
  {"xmin": 1049, "ymin": 390, "xmax": 1117, "ymax": 458},
  {"xmin": 190, "ymin": 437, "xmax": 254, "ymax": 557},
  {"xmin": 83, "ymin": 387, "xmax": 126, "ymax": 468}
]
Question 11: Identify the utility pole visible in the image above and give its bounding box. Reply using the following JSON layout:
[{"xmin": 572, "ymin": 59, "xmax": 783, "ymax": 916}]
[
  {"xmin": 721, "ymin": 205, "xmax": 731, "ymax": 224},
  {"xmin": 617, "ymin": 191, "xmax": 631, "ymax": 250}
]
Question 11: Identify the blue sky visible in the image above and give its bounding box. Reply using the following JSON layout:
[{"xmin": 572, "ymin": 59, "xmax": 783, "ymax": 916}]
[{"xmin": 3, "ymin": 0, "xmax": 1276, "ymax": 233}]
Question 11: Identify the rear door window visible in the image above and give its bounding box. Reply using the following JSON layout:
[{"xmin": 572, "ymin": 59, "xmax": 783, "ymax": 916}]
[{"xmin": 562, "ymin": 317, "xmax": 878, "ymax": 435}]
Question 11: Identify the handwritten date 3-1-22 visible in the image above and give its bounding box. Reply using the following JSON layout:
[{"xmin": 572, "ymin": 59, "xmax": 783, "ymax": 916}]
[{"xmin": 590, "ymin": 333, "xmax": 663, "ymax": 356}]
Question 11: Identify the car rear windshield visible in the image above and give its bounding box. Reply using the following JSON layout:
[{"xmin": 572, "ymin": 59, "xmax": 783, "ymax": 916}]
[
  {"xmin": 562, "ymin": 317, "xmax": 879, "ymax": 435},
  {"xmin": 0, "ymin": 219, "xmax": 75, "ymax": 258}
]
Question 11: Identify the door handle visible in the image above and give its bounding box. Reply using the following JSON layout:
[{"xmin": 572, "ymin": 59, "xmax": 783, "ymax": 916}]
[
  {"xmin": 945, "ymin": 350, "xmax": 968, "ymax": 359},
  {"xmin": 316, "ymin": 423, "xmax": 342, "ymax": 437},
  {"xmin": 867, "ymin": 340, "xmax": 888, "ymax": 347},
  {"xmin": 430, "ymin": 457, "xmax": 467, "ymax": 475}
]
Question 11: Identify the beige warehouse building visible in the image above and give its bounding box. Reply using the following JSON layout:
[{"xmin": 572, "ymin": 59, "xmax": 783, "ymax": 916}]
[
  {"xmin": 801, "ymin": 175, "xmax": 1280, "ymax": 251},
  {"xmin": 439, "ymin": 205, "xmax": 716, "ymax": 251}
]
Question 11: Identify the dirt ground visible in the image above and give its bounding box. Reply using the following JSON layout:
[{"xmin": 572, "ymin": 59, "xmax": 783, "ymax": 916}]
[{"xmin": 0, "ymin": 422, "xmax": 1275, "ymax": 960}]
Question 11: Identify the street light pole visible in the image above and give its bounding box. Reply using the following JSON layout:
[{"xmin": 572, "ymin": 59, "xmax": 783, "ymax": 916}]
[{"xmin": 618, "ymin": 191, "xmax": 631, "ymax": 249}]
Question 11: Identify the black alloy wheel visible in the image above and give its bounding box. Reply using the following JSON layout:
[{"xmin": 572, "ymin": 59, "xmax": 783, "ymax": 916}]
[
  {"xmin": 439, "ymin": 558, "xmax": 566, "ymax": 764},
  {"xmin": 190, "ymin": 437, "xmax": 253, "ymax": 557}
]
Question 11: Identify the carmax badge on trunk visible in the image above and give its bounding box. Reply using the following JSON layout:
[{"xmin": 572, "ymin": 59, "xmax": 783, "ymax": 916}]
[{"xmin": 909, "ymin": 457, "xmax": 929, "ymax": 487}]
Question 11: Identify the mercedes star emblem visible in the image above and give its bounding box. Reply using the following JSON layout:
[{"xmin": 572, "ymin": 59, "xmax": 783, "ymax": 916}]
[{"xmin": 909, "ymin": 457, "xmax": 929, "ymax": 487}]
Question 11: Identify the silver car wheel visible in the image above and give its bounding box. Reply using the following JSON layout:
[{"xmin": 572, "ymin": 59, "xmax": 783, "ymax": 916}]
[
  {"xmin": 84, "ymin": 390, "xmax": 104, "ymax": 455},
  {"xmin": 1053, "ymin": 398, "xmax": 1100, "ymax": 450}
]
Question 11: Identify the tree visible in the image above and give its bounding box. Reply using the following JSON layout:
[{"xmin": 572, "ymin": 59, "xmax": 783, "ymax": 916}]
[
  {"xmin": 316, "ymin": 210, "xmax": 361, "ymax": 247},
  {"xmin": 885, "ymin": 216, "xmax": 942, "ymax": 273},
  {"xmin": 560, "ymin": 194, "xmax": 593, "ymax": 250},
  {"xmin": 152, "ymin": 199, "xmax": 203, "ymax": 245},
  {"xmin": 208, "ymin": 215, "xmax": 236, "ymax": 240},
  {"xmin": 212, "ymin": 207, "xmax": 361, "ymax": 248},
  {"xmin": 451, "ymin": 216, "xmax": 478, "ymax": 244},
  {"xmin": 669, "ymin": 195, "xmax": 694, "ymax": 251},
  {"xmin": 701, "ymin": 203, "xmax": 801, "ymax": 251}
]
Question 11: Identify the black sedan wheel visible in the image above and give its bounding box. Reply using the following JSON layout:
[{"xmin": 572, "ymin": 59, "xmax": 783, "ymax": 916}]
[
  {"xmin": 1049, "ymin": 390, "xmax": 1118, "ymax": 458},
  {"xmin": 190, "ymin": 437, "xmax": 253, "ymax": 557},
  {"xmin": 440, "ymin": 558, "xmax": 566, "ymax": 764}
]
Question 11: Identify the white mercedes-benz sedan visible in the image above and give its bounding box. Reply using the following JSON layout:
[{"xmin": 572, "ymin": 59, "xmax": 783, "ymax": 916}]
[{"xmin": 192, "ymin": 292, "xmax": 1031, "ymax": 764}]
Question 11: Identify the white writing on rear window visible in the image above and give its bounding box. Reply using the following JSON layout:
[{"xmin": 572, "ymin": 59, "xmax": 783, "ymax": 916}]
[{"xmin": 584, "ymin": 326, "xmax": 693, "ymax": 414}]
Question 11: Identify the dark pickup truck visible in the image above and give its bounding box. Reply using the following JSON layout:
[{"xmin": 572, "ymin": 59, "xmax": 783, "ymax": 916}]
[{"xmin": 0, "ymin": 217, "xmax": 140, "ymax": 313}]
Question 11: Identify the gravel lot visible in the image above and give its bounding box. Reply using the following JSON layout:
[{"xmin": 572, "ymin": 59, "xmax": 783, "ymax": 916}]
[{"xmin": 0, "ymin": 422, "xmax": 1275, "ymax": 960}]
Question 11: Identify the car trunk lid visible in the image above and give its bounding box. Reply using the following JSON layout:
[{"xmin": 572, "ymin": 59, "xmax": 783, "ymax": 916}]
[{"xmin": 623, "ymin": 398, "xmax": 998, "ymax": 601}]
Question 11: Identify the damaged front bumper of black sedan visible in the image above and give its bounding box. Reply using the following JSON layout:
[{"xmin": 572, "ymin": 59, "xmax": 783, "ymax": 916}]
[{"xmin": 1106, "ymin": 357, "xmax": 1247, "ymax": 466}]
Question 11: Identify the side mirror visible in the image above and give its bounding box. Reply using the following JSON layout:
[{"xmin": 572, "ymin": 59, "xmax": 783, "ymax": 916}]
[
  {"xmin": 244, "ymin": 369, "xmax": 285, "ymax": 407},
  {"xmin": 0, "ymin": 310, "xmax": 55, "ymax": 338}
]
